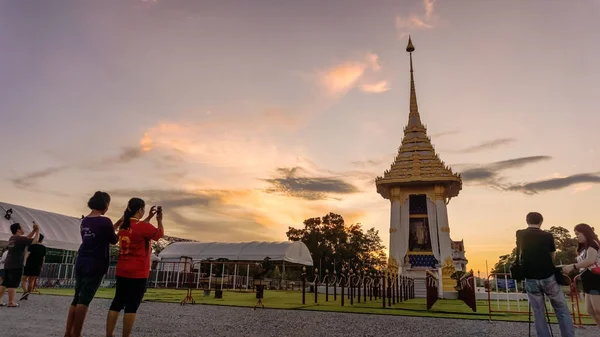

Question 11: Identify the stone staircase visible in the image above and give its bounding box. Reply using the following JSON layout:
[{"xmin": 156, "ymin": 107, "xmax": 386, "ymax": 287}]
[{"xmin": 414, "ymin": 276, "xmax": 427, "ymax": 298}]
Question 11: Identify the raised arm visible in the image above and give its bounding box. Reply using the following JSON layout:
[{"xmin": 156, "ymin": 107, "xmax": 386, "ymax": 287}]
[
  {"xmin": 574, "ymin": 247, "xmax": 598, "ymax": 270},
  {"xmin": 26, "ymin": 222, "xmax": 40, "ymax": 239},
  {"xmin": 155, "ymin": 208, "xmax": 164, "ymax": 240},
  {"xmin": 113, "ymin": 216, "xmax": 124, "ymax": 231},
  {"xmin": 143, "ymin": 206, "xmax": 157, "ymax": 223},
  {"xmin": 106, "ymin": 219, "xmax": 119, "ymax": 245}
]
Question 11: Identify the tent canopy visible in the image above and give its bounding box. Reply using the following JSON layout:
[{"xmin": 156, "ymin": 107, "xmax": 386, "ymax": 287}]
[
  {"xmin": 0, "ymin": 202, "xmax": 81, "ymax": 251},
  {"xmin": 159, "ymin": 241, "xmax": 313, "ymax": 266}
]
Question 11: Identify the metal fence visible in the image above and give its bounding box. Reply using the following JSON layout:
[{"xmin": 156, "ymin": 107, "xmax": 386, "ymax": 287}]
[{"xmin": 36, "ymin": 262, "xmax": 271, "ymax": 291}]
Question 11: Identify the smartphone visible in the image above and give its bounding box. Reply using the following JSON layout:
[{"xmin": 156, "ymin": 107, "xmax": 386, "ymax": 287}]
[{"xmin": 157, "ymin": 206, "xmax": 163, "ymax": 214}]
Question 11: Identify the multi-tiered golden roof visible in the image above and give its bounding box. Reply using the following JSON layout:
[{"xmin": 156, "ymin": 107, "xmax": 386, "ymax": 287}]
[{"xmin": 376, "ymin": 37, "xmax": 462, "ymax": 199}]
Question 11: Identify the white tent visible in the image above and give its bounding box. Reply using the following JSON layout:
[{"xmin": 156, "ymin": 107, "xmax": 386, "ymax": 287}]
[
  {"xmin": 0, "ymin": 202, "xmax": 82, "ymax": 251},
  {"xmin": 159, "ymin": 241, "xmax": 313, "ymax": 266}
]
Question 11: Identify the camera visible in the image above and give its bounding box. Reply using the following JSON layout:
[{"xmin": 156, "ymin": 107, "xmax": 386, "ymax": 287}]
[{"xmin": 157, "ymin": 206, "xmax": 162, "ymax": 214}]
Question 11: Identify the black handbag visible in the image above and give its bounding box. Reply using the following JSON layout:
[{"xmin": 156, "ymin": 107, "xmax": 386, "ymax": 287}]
[
  {"xmin": 554, "ymin": 267, "xmax": 570, "ymax": 286},
  {"xmin": 510, "ymin": 231, "xmax": 525, "ymax": 281}
]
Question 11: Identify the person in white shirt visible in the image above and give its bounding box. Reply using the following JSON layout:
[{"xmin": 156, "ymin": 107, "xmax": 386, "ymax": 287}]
[{"xmin": 0, "ymin": 249, "xmax": 8, "ymax": 285}]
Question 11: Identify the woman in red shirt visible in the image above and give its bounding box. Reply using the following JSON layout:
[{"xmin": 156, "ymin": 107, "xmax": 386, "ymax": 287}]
[{"xmin": 106, "ymin": 198, "xmax": 164, "ymax": 337}]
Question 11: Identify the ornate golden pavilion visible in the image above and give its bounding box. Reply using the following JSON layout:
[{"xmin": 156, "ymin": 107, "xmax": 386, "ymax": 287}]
[{"xmin": 375, "ymin": 37, "xmax": 466, "ymax": 297}]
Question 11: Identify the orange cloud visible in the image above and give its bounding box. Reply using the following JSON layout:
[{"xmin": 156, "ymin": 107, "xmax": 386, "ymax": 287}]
[
  {"xmin": 140, "ymin": 132, "xmax": 153, "ymax": 151},
  {"xmin": 425, "ymin": 0, "xmax": 435, "ymax": 19},
  {"xmin": 319, "ymin": 53, "xmax": 382, "ymax": 96},
  {"xmin": 361, "ymin": 81, "xmax": 391, "ymax": 93},
  {"xmin": 320, "ymin": 61, "xmax": 366, "ymax": 95},
  {"xmin": 396, "ymin": 0, "xmax": 437, "ymax": 38}
]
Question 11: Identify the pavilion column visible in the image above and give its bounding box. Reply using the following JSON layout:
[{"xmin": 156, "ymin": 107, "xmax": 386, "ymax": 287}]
[
  {"xmin": 391, "ymin": 195, "xmax": 410, "ymax": 274},
  {"xmin": 435, "ymin": 199, "xmax": 452, "ymax": 264}
]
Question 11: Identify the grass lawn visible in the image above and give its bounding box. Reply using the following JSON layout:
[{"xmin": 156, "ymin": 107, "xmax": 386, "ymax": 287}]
[{"xmin": 37, "ymin": 288, "xmax": 595, "ymax": 325}]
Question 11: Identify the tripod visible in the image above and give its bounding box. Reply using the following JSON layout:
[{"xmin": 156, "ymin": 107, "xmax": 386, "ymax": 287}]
[
  {"xmin": 253, "ymin": 284, "xmax": 265, "ymax": 310},
  {"xmin": 528, "ymin": 296, "xmax": 554, "ymax": 337}
]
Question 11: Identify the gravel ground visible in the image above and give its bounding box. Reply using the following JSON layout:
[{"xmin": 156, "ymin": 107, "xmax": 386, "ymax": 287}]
[{"xmin": 0, "ymin": 295, "xmax": 597, "ymax": 337}]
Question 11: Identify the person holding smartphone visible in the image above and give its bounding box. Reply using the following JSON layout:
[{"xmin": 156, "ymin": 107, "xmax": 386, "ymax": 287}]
[
  {"xmin": 106, "ymin": 199, "xmax": 164, "ymax": 337},
  {"xmin": 0, "ymin": 222, "xmax": 39, "ymax": 307}
]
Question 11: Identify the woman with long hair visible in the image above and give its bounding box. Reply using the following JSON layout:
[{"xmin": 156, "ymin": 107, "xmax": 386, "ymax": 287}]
[
  {"xmin": 106, "ymin": 198, "xmax": 164, "ymax": 337},
  {"xmin": 562, "ymin": 223, "xmax": 600, "ymax": 327}
]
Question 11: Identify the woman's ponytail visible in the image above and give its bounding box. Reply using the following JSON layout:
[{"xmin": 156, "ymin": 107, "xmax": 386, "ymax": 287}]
[
  {"xmin": 121, "ymin": 197, "xmax": 145, "ymax": 230},
  {"xmin": 121, "ymin": 209, "xmax": 133, "ymax": 230}
]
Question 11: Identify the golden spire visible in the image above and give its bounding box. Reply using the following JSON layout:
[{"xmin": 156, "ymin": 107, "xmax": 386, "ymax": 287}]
[
  {"xmin": 406, "ymin": 36, "xmax": 423, "ymax": 130},
  {"xmin": 375, "ymin": 36, "xmax": 462, "ymax": 200}
]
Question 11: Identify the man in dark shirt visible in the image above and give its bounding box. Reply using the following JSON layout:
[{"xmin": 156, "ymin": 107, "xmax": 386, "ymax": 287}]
[
  {"xmin": 0, "ymin": 222, "xmax": 39, "ymax": 307},
  {"xmin": 519, "ymin": 212, "xmax": 574, "ymax": 337},
  {"xmin": 20, "ymin": 233, "xmax": 47, "ymax": 300}
]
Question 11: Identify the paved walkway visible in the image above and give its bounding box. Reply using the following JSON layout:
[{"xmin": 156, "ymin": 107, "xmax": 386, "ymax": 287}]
[{"xmin": 0, "ymin": 295, "xmax": 597, "ymax": 336}]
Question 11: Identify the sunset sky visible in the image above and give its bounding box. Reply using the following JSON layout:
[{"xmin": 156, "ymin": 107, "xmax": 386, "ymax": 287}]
[{"xmin": 1, "ymin": 0, "xmax": 599, "ymax": 275}]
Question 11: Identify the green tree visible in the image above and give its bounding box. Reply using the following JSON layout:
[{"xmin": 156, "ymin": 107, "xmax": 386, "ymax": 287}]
[
  {"xmin": 547, "ymin": 226, "xmax": 578, "ymax": 265},
  {"xmin": 286, "ymin": 212, "xmax": 387, "ymax": 276}
]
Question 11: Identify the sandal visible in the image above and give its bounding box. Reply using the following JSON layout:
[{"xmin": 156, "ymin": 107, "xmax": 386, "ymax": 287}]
[
  {"xmin": 7, "ymin": 303, "xmax": 20, "ymax": 307},
  {"xmin": 0, "ymin": 303, "xmax": 6, "ymax": 307}
]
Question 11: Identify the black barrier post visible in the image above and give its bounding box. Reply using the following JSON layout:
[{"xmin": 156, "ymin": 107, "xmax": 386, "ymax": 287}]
[
  {"xmin": 396, "ymin": 274, "xmax": 400, "ymax": 303},
  {"xmin": 325, "ymin": 269, "xmax": 329, "ymax": 302},
  {"xmin": 369, "ymin": 273, "xmax": 373, "ymax": 301},
  {"xmin": 382, "ymin": 273, "xmax": 386, "ymax": 308},
  {"xmin": 333, "ymin": 270, "xmax": 337, "ymax": 301},
  {"xmin": 302, "ymin": 266, "xmax": 306, "ymax": 305},
  {"xmin": 340, "ymin": 267, "xmax": 345, "ymax": 307},
  {"xmin": 315, "ymin": 268, "xmax": 319, "ymax": 304},
  {"xmin": 349, "ymin": 270, "xmax": 354, "ymax": 305},
  {"xmin": 357, "ymin": 270, "xmax": 361, "ymax": 304},
  {"xmin": 399, "ymin": 276, "xmax": 403, "ymax": 302},
  {"xmin": 363, "ymin": 272, "xmax": 367, "ymax": 302},
  {"xmin": 387, "ymin": 275, "xmax": 392, "ymax": 307},
  {"xmin": 390, "ymin": 275, "xmax": 396, "ymax": 305}
]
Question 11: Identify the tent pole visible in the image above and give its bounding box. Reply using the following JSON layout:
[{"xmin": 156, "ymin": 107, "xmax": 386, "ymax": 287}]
[
  {"xmin": 233, "ymin": 264, "xmax": 238, "ymax": 290},
  {"xmin": 196, "ymin": 262, "xmax": 201, "ymax": 289},
  {"xmin": 154, "ymin": 262, "xmax": 157, "ymax": 288},
  {"xmin": 209, "ymin": 263, "xmax": 213, "ymax": 289},
  {"xmin": 282, "ymin": 261, "xmax": 286, "ymax": 290},
  {"xmin": 220, "ymin": 263, "xmax": 225, "ymax": 290},
  {"xmin": 246, "ymin": 264, "xmax": 250, "ymax": 290}
]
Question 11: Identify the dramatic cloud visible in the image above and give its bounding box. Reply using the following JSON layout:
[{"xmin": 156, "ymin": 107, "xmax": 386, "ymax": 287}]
[
  {"xmin": 450, "ymin": 138, "xmax": 517, "ymax": 154},
  {"xmin": 351, "ymin": 159, "xmax": 388, "ymax": 168},
  {"xmin": 360, "ymin": 81, "xmax": 391, "ymax": 93},
  {"xmin": 459, "ymin": 156, "xmax": 551, "ymax": 184},
  {"xmin": 396, "ymin": 0, "xmax": 438, "ymax": 38},
  {"xmin": 138, "ymin": 120, "xmax": 305, "ymax": 179},
  {"xmin": 12, "ymin": 166, "xmax": 68, "ymax": 189},
  {"xmin": 506, "ymin": 173, "xmax": 600, "ymax": 195},
  {"xmin": 108, "ymin": 189, "xmax": 275, "ymax": 241},
  {"xmin": 263, "ymin": 167, "xmax": 360, "ymax": 200},
  {"xmin": 430, "ymin": 129, "xmax": 460, "ymax": 139},
  {"xmin": 11, "ymin": 145, "xmax": 149, "ymax": 189},
  {"xmin": 457, "ymin": 156, "xmax": 600, "ymax": 194},
  {"xmin": 319, "ymin": 53, "xmax": 383, "ymax": 96}
]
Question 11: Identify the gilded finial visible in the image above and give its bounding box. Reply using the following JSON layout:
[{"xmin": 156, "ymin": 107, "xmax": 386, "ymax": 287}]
[{"xmin": 406, "ymin": 36, "xmax": 415, "ymax": 53}]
